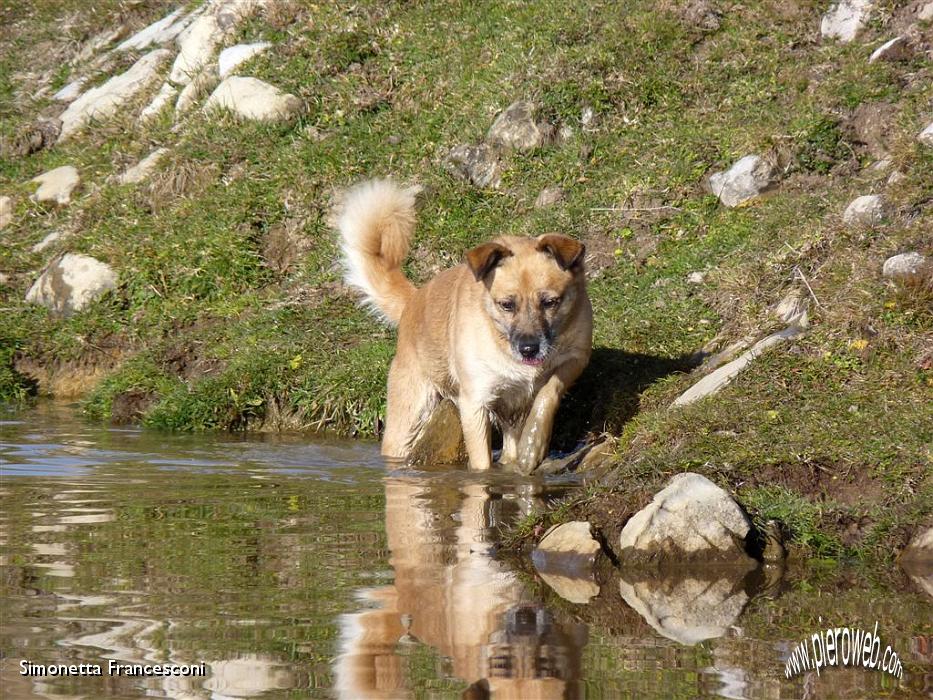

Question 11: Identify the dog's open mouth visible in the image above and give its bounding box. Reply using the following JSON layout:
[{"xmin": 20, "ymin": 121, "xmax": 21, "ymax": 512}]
[{"xmin": 520, "ymin": 357, "xmax": 545, "ymax": 367}]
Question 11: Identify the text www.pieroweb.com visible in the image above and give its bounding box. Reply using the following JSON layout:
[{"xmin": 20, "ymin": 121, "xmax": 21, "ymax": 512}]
[{"xmin": 784, "ymin": 621, "xmax": 903, "ymax": 679}]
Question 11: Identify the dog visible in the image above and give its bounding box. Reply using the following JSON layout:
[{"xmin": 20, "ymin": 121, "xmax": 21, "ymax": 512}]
[{"xmin": 337, "ymin": 180, "xmax": 592, "ymax": 472}]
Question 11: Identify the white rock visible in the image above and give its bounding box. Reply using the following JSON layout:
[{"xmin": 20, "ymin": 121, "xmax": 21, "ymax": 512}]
[
  {"xmin": 842, "ymin": 194, "xmax": 885, "ymax": 225},
  {"xmin": 920, "ymin": 2, "xmax": 933, "ymax": 21},
  {"xmin": 919, "ymin": 122, "xmax": 933, "ymax": 147},
  {"xmin": 116, "ymin": 148, "xmax": 169, "ymax": 185},
  {"xmin": 882, "ymin": 252, "xmax": 927, "ymax": 282},
  {"xmin": 58, "ymin": 49, "xmax": 172, "ymax": 142},
  {"xmin": 52, "ymin": 79, "xmax": 85, "ymax": 103},
  {"xmin": 170, "ymin": 1, "xmax": 262, "ymax": 85},
  {"xmin": 869, "ymin": 36, "xmax": 910, "ymax": 63},
  {"xmin": 709, "ymin": 155, "xmax": 775, "ymax": 207},
  {"xmin": 532, "ymin": 521, "xmax": 602, "ymax": 604},
  {"xmin": 901, "ymin": 527, "xmax": 933, "ymax": 564},
  {"xmin": 175, "ymin": 70, "xmax": 219, "ymax": 115},
  {"xmin": 672, "ymin": 325, "xmax": 804, "ymax": 407},
  {"xmin": 887, "ymin": 170, "xmax": 906, "ymax": 185},
  {"xmin": 31, "ymin": 231, "xmax": 62, "ymax": 253},
  {"xmin": 116, "ymin": 7, "xmax": 197, "ymax": 52},
  {"xmin": 25, "ymin": 253, "xmax": 117, "ymax": 315},
  {"xmin": 138, "ymin": 82, "xmax": 178, "ymax": 124},
  {"xmin": 218, "ymin": 42, "xmax": 272, "ymax": 78},
  {"xmin": 687, "ymin": 271, "xmax": 706, "ymax": 284},
  {"xmin": 534, "ymin": 185, "xmax": 564, "ymax": 208},
  {"xmin": 773, "ymin": 291, "xmax": 808, "ymax": 327},
  {"xmin": 619, "ymin": 575, "xmax": 748, "ymax": 645},
  {"xmin": 821, "ymin": 0, "xmax": 874, "ymax": 42},
  {"xmin": 204, "ymin": 76, "xmax": 302, "ymax": 122},
  {"xmin": 0, "ymin": 196, "xmax": 12, "ymax": 229},
  {"xmin": 0, "ymin": 272, "xmax": 9, "ymax": 285},
  {"xmin": 619, "ymin": 472, "xmax": 753, "ymax": 562},
  {"xmin": 31, "ymin": 166, "xmax": 81, "ymax": 205},
  {"xmin": 72, "ymin": 26, "xmax": 125, "ymax": 64}
]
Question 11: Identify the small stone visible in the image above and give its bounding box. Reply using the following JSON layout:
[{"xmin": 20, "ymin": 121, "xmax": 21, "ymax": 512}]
[
  {"xmin": 534, "ymin": 185, "xmax": 565, "ymax": 208},
  {"xmin": 0, "ymin": 272, "xmax": 9, "ymax": 285},
  {"xmin": 387, "ymin": 134, "xmax": 402, "ymax": 145},
  {"xmin": 882, "ymin": 252, "xmax": 928, "ymax": 283},
  {"xmin": 218, "ymin": 42, "xmax": 272, "ymax": 78},
  {"xmin": 0, "ymin": 196, "xmax": 12, "ymax": 230},
  {"xmin": 618, "ymin": 472, "xmax": 755, "ymax": 566},
  {"xmin": 821, "ymin": 0, "xmax": 874, "ymax": 43},
  {"xmin": 887, "ymin": 170, "xmax": 906, "ymax": 185},
  {"xmin": 920, "ymin": 2, "xmax": 933, "ymax": 21},
  {"xmin": 116, "ymin": 148, "xmax": 169, "ymax": 185},
  {"xmin": 919, "ymin": 122, "xmax": 933, "ymax": 147},
  {"xmin": 687, "ymin": 271, "xmax": 706, "ymax": 284},
  {"xmin": 709, "ymin": 154, "xmax": 776, "ymax": 207},
  {"xmin": 203, "ymin": 76, "xmax": 302, "ymax": 123},
  {"xmin": 138, "ymin": 82, "xmax": 178, "ymax": 124},
  {"xmin": 52, "ymin": 79, "xmax": 85, "ymax": 103},
  {"xmin": 58, "ymin": 49, "xmax": 172, "ymax": 141},
  {"xmin": 25, "ymin": 253, "xmax": 117, "ymax": 316},
  {"xmin": 581, "ymin": 106, "xmax": 595, "ymax": 127},
  {"xmin": 532, "ymin": 521, "xmax": 602, "ymax": 605},
  {"xmin": 31, "ymin": 166, "xmax": 80, "ymax": 205},
  {"xmin": 869, "ymin": 36, "xmax": 911, "ymax": 63},
  {"xmin": 486, "ymin": 101, "xmax": 553, "ymax": 152},
  {"xmin": 31, "ymin": 231, "xmax": 62, "ymax": 253},
  {"xmin": 443, "ymin": 143, "xmax": 503, "ymax": 189},
  {"xmin": 672, "ymin": 325, "xmax": 804, "ymax": 407},
  {"xmin": 842, "ymin": 194, "xmax": 885, "ymax": 225}
]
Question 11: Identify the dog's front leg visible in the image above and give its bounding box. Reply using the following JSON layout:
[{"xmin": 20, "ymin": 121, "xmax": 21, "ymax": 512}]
[
  {"xmin": 458, "ymin": 397, "xmax": 492, "ymax": 470},
  {"xmin": 517, "ymin": 358, "xmax": 588, "ymax": 473}
]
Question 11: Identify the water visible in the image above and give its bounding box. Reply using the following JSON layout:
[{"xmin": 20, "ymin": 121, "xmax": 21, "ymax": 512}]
[{"xmin": 1, "ymin": 402, "xmax": 930, "ymax": 699}]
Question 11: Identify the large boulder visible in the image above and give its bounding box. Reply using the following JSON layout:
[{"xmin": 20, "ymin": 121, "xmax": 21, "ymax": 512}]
[
  {"xmin": 25, "ymin": 253, "xmax": 117, "ymax": 316},
  {"xmin": 532, "ymin": 521, "xmax": 602, "ymax": 604},
  {"xmin": 618, "ymin": 472, "xmax": 755, "ymax": 566},
  {"xmin": 204, "ymin": 77, "xmax": 302, "ymax": 123},
  {"xmin": 821, "ymin": 0, "xmax": 874, "ymax": 42},
  {"xmin": 58, "ymin": 49, "xmax": 172, "ymax": 141},
  {"xmin": 486, "ymin": 101, "xmax": 554, "ymax": 152},
  {"xmin": 619, "ymin": 574, "xmax": 749, "ymax": 645},
  {"xmin": 708, "ymin": 155, "xmax": 776, "ymax": 207},
  {"xmin": 169, "ymin": 0, "xmax": 263, "ymax": 84},
  {"xmin": 31, "ymin": 166, "xmax": 81, "ymax": 205}
]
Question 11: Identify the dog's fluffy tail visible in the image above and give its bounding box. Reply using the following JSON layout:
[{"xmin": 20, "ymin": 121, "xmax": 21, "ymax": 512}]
[{"xmin": 337, "ymin": 179, "xmax": 419, "ymax": 325}]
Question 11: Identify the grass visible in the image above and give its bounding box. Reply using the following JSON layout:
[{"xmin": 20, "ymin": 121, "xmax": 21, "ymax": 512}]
[{"xmin": 1, "ymin": 0, "xmax": 931, "ymax": 561}]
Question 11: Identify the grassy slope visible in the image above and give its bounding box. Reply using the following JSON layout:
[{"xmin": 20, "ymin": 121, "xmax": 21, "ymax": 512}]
[{"xmin": 1, "ymin": 0, "xmax": 930, "ymax": 560}]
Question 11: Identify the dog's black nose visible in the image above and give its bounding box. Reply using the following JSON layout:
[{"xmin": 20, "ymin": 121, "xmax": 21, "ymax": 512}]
[{"xmin": 518, "ymin": 340, "xmax": 540, "ymax": 359}]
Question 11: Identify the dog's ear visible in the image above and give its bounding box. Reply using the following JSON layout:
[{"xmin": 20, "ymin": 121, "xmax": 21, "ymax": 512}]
[
  {"xmin": 537, "ymin": 234, "xmax": 585, "ymax": 270},
  {"xmin": 466, "ymin": 242, "xmax": 512, "ymax": 280}
]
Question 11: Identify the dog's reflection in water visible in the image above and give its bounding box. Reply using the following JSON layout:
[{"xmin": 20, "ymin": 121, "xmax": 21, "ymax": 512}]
[{"xmin": 334, "ymin": 477, "xmax": 586, "ymax": 699}]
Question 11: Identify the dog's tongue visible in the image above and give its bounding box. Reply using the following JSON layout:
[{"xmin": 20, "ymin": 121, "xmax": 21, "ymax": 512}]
[{"xmin": 521, "ymin": 358, "xmax": 544, "ymax": 367}]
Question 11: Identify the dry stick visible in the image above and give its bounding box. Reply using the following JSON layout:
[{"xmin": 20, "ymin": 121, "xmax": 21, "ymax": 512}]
[{"xmin": 793, "ymin": 265, "xmax": 824, "ymax": 310}]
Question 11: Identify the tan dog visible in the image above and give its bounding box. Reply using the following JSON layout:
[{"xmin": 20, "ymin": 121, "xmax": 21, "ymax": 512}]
[{"xmin": 337, "ymin": 180, "xmax": 592, "ymax": 471}]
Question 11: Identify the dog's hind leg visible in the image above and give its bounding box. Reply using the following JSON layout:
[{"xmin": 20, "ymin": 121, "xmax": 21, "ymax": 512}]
[{"xmin": 381, "ymin": 358, "xmax": 438, "ymax": 460}]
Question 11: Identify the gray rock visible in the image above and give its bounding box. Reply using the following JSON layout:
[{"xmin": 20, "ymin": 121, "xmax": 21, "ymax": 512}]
[
  {"xmin": 534, "ymin": 185, "xmax": 565, "ymax": 208},
  {"xmin": 73, "ymin": 26, "xmax": 125, "ymax": 63},
  {"xmin": 203, "ymin": 76, "xmax": 302, "ymax": 123},
  {"xmin": 919, "ymin": 122, "xmax": 933, "ymax": 147},
  {"xmin": 882, "ymin": 251, "xmax": 928, "ymax": 283},
  {"xmin": 842, "ymin": 194, "xmax": 885, "ymax": 225},
  {"xmin": 821, "ymin": 0, "xmax": 874, "ymax": 42},
  {"xmin": 444, "ymin": 143, "xmax": 503, "ymax": 188},
  {"xmin": 52, "ymin": 79, "xmax": 85, "ymax": 103},
  {"xmin": 900, "ymin": 527, "xmax": 933, "ymax": 565},
  {"xmin": 772, "ymin": 291, "xmax": 809, "ymax": 326},
  {"xmin": 25, "ymin": 253, "xmax": 117, "ymax": 315},
  {"xmin": 218, "ymin": 42, "xmax": 273, "ymax": 77},
  {"xmin": 486, "ymin": 101, "xmax": 553, "ymax": 152},
  {"xmin": 31, "ymin": 231, "xmax": 62, "ymax": 253},
  {"xmin": 116, "ymin": 7, "xmax": 195, "ymax": 52},
  {"xmin": 672, "ymin": 325, "xmax": 804, "ymax": 407},
  {"xmin": 619, "ymin": 574, "xmax": 749, "ymax": 645},
  {"xmin": 30, "ymin": 166, "xmax": 81, "ymax": 205},
  {"xmin": 619, "ymin": 473, "xmax": 754, "ymax": 566},
  {"xmin": 116, "ymin": 148, "xmax": 169, "ymax": 185},
  {"xmin": 532, "ymin": 521, "xmax": 602, "ymax": 604},
  {"xmin": 58, "ymin": 49, "xmax": 172, "ymax": 141},
  {"xmin": 687, "ymin": 271, "xmax": 706, "ymax": 284},
  {"xmin": 869, "ymin": 36, "xmax": 911, "ymax": 63},
  {"xmin": 138, "ymin": 82, "xmax": 178, "ymax": 124},
  {"xmin": 920, "ymin": 1, "xmax": 933, "ymax": 20},
  {"xmin": 709, "ymin": 155, "xmax": 776, "ymax": 207},
  {"xmin": 170, "ymin": 1, "xmax": 263, "ymax": 84},
  {"xmin": 0, "ymin": 195, "xmax": 12, "ymax": 230},
  {"xmin": 887, "ymin": 170, "xmax": 906, "ymax": 186}
]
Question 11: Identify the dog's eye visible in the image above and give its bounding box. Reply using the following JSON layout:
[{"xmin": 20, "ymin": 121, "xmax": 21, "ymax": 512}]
[
  {"xmin": 498, "ymin": 299, "xmax": 516, "ymax": 312},
  {"xmin": 541, "ymin": 296, "xmax": 561, "ymax": 309}
]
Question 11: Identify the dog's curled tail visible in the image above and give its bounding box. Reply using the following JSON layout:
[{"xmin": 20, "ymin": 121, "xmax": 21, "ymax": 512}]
[{"xmin": 337, "ymin": 179, "xmax": 419, "ymax": 325}]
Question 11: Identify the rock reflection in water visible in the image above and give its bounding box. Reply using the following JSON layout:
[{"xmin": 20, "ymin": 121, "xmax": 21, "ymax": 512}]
[{"xmin": 335, "ymin": 476, "xmax": 587, "ymax": 699}]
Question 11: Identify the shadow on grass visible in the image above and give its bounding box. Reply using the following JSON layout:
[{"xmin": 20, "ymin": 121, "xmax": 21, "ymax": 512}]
[{"xmin": 551, "ymin": 346, "xmax": 700, "ymax": 450}]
